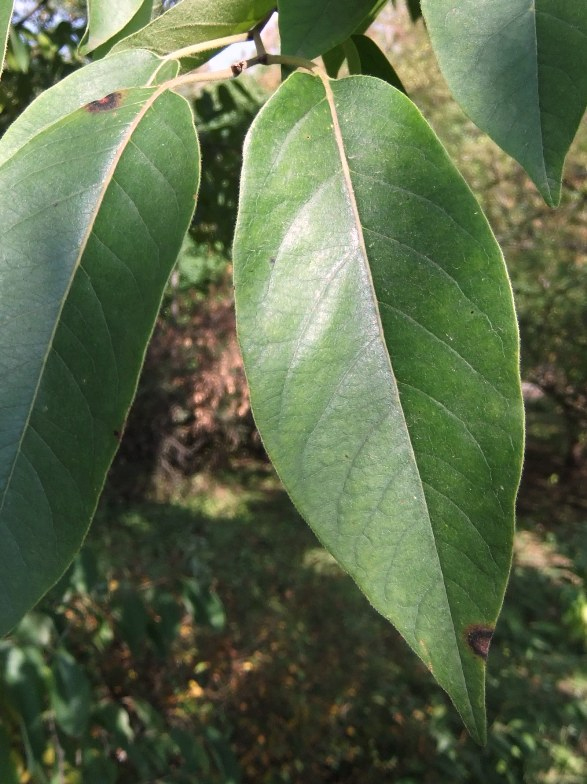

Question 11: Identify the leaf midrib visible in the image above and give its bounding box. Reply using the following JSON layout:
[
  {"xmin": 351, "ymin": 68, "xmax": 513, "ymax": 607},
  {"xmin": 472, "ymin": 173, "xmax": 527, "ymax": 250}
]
[
  {"xmin": 319, "ymin": 72, "xmax": 477, "ymax": 729},
  {"xmin": 0, "ymin": 86, "xmax": 167, "ymax": 521}
]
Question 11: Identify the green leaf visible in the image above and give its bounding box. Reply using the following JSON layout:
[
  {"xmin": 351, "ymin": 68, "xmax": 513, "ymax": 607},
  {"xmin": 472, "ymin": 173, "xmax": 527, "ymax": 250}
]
[
  {"xmin": 322, "ymin": 44, "xmax": 346, "ymax": 78},
  {"xmin": 0, "ymin": 1, "xmax": 13, "ymax": 78},
  {"xmin": 234, "ymin": 72, "xmax": 524, "ymax": 743},
  {"xmin": 8, "ymin": 26, "xmax": 29, "ymax": 73},
  {"xmin": 279, "ymin": 0, "xmax": 384, "ymax": 58},
  {"xmin": 111, "ymin": 0, "xmax": 275, "ymax": 57},
  {"xmin": 2, "ymin": 646, "xmax": 48, "ymax": 761},
  {"xmin": 349, "ymin": 34, "xmax": 406, "ymax": 93},
  {"xmin": 81, "ymin": 0, "xmax": 154, "ymax": 57},
  {"xmin": 0, "ymin": 724, "xmax": 19, "ymax": 784},
  {"xmin": 50, "ymin": 649, "xmax": 92, "ymax": 737},
  {"xmin": 0, "ymin": 49, "xmax": 178, "ymax": 167},
  {"xmin": 0, "ymin": 86, "xmax": 200, "ymax": 636},
  {"xmin": 420, "ymin": 0, "xmax": 587, "ymax": 206}
]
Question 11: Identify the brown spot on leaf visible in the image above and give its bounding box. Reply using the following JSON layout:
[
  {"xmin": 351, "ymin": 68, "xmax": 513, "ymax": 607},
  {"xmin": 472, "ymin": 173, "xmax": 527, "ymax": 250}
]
[
  {"xmin": 465, "ymin": 625, "xmax": 494, "ymax": 660},
  {"xmin": 85, "ymin": 92, "xmax": 122, "ymax": 113}
]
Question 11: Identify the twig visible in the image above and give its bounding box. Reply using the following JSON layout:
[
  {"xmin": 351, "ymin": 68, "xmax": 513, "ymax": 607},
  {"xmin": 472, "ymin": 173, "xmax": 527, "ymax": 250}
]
[{"xmin": 161, "ymin": 32, "xmax": 250, "ymax": 62}]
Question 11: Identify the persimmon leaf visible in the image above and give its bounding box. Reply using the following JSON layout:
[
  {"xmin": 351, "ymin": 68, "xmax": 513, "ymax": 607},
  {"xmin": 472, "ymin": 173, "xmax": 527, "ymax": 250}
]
[
  {"xmin": 234, "ymin": 72, "xmax": 524, "ymax": 743},
  {"xmin": 0, "ymin": 86, "xmax": 199, "ymax": 635}
]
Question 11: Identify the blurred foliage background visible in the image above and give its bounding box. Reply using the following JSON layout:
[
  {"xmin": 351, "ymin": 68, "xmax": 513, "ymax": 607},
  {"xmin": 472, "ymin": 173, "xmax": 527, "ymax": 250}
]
[{"xmin": 1, "ymin": 1, "xmax": 586, "ymax": 782}]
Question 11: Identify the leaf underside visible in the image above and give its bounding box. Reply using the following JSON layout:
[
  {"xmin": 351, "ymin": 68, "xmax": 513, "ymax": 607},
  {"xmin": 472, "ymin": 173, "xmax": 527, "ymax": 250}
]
[
  {"xmin": 234, "ymin": 72, "xmax": 524, "ymax": 743},
  {"xmin": 81, "ymin": 0, "xmax": 154, "ymax": 56},
  {"xmin": 278, "ymin": 0, "xmax": 383, "ymax": 59},
  {"xmin": 1, "ymin": 0, "xmax": 14, "ymax": 77},
  {"xmin": 421, "ymin": 0, "xmax": 587, "ymax": 206},
  {"xmin": 0, "ymin": 49, "xmax": 178, "ymax": 167},
  {"xmin": 112, "ymin": 0, "xmax": 276, "ymax": 57},
  {"xmin": 0, "ymin": 86, "xmax": 200, "ymax": 636}
]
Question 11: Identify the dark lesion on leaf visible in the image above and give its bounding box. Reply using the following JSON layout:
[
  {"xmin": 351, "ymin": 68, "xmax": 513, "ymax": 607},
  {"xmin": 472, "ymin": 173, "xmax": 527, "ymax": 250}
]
[
  {"xmin": 465, "ymin": 624, "xmax": 494, "ymax": 660},
  {"xmin": 84, "ymin": 92, "xmax": 123, "ymax": 113}
]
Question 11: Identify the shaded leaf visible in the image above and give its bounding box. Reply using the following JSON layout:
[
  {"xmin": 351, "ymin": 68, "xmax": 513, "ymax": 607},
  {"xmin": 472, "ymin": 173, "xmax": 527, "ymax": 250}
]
[
  {"xmin": 406, "ymin": 0, "xmax": 422, "ymax": 23},
  {"xmin": 114, "ymin": 586, "xmax": 149, "ymax": 654},
  {"xmin": 82, "ymin": 752, "xmax": 118, "ymax": 784},
  {"xmin": 50, "ymin": 649, "xmax": 92, "ymax": 737},
  {"xmin": 80, "ymin": 0, "xmax": 154, "ymax": 57},
  {"xmin": 0, "ymin": 724, "xmax": 19, "ymax": 784},
  {"xmin": 234, "ymin": 72, "xmax": 524, "ymax": 743},
  {"xmin": 112, "ymin": 0, "xmax": 275, "ymax": 58},
  {"xmin": 0, "ymin": 0, "xmax": 13, "ymax": 78},
  {"xmin": 322, "ymin": 44, "xmax": 346, "ymax": 78},
  {"xmin": 8, "ymin": 26, "xmax": 29, "ymax": 73},
  {"xmin": 2, "ymin": 646, "xmax": 48, "ymax": 761},
  {"xmin": 349, "ymin": 34, "xmax": 406, "ymax": 93},
  {"xmin": 421, "ymin": 0, "xmax": 587, "ymax": 206},
  {"xmin": 279, "ymin": 0, "xmax": 384, "ymax": 59},
  {"xmin": 0, "ymin": 86, "xmax": 200, "ymax": 635}
]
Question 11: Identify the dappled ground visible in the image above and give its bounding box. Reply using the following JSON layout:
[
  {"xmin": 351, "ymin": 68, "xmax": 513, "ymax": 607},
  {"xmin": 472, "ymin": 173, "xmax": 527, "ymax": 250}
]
[
  {"xmin": 5, "ymin": 440, "xmax": 584, "ymax": 782},
  {"xmin": 68, "ymin": 451, "xmax": 587, "ymax": 784}
]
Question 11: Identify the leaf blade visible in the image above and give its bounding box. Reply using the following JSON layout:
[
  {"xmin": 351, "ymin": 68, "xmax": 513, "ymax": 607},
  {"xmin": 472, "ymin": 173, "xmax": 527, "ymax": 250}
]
[
  {"xmin": 0, "ymin": 86, "xmax": 199, "ymax": 635},
  {"xmin": 278, "ymin": 0, "xmax": 384, "ymax": 59},
  {"xmin": 81, "ymin": 0, "xmax": 154, "ymax": 56},
  {"xmin": 0, "ymin": 1, "xmax": 13, "ymax": 78},
  {"xmin": 350, "ymin": 34, "xmax": 406, "ymax": 92},
  {"xmin": 421, "ymin": 0, "xmax": 587, "ymax": 206},
  {"xmin": 0, "ymin": 49, "xmax": 178, "ymax": 166},
  {"xmin": 233, "ymin": 72, "xmax": 524, "ymax": 742},
  {"xmin": 111, "ymin": 0, "xmax": 275, "ymax": 57}
]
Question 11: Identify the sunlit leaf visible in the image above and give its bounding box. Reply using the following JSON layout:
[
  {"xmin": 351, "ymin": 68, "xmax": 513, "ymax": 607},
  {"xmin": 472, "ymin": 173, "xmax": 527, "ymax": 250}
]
[
  {"xmin": 0, "ymin": 0, "xmax": 14, "ymax": 77},
  {"xmin": 421, "ymin": 0, "xmax": 587, "ymax": 206},
  {"xmin": 0, "ymin": 49, "xmax": 178, "ymax": 166},
  {"xmin": 112, "ymin": 0, "xmax": 275, "ymax": 58},
  {"xmin": 81, "ymin": 0, "xmax": 154, "ymax": 57},
  {"xmin": 0, "ymin": 86, "xmax": 200, "ymax": 636},
  {"xmin": 234, "ymin": 72, "xmax": 524, "ymax": 743}
]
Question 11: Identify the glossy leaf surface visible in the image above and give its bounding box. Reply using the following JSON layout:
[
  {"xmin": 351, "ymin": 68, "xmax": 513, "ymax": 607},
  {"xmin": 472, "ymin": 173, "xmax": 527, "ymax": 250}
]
[
  {"xmin": 0, "ymin": 0, "xmax": 14, "ymax": 76},
  {"xmin": 234, "ymin": 72, "xmax": 524, "ymax": 743},
  {"xmin": 421, "ymin": 0, "xmax": 587, "ymax": 206},
  {"xmin": 81, "ymin": 0, "xmax": 153, "ymax": 56},
  {"xmin": 0, "ymin": 86, "xmax": 199, "ymax": 636},
  {"xmin": 112, "ymin": 0, "xmax": 275, "ymax": 57},
  {"xmin": 279, "ymin": 0, "xmax": 383, "ymax": 58}
]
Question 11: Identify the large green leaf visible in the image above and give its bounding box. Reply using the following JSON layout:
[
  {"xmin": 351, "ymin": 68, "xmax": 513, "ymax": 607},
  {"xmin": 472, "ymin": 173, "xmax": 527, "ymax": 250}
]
[
  {"xmin": 0, "ymin": 86, "xmax": 199, "ymax": 636},
  {"xmin": 421, "ymin": 0, "xmax": 587, "ymax": 206},
  {"xmin": 111, "ymin": 0, "xmax": 275, "ymax": 57},
  {"xmin": 81, "ymin": 0, "xmax": 154, "ymax": 57},
  {"xmin": 1, "ymin": 0, "xmax": 14, "ymax": 77},
  {"xmin": 234, "ymin": 72, "xmax": 524, "ymax": 743},
  {"xmin": 0, "ymin": 49, "xmax": 178, "ymax": 166},
  {"xmin": 279, "ymin": 0, "xmax": 385, "ymax": 58}
]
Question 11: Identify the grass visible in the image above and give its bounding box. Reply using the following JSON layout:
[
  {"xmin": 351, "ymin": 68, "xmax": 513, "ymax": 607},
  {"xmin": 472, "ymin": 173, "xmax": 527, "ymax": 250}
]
[{"xmin": 61, "ymin": 459, "xmax": 585, "ymax": 784}]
